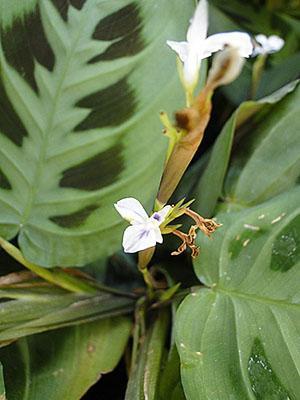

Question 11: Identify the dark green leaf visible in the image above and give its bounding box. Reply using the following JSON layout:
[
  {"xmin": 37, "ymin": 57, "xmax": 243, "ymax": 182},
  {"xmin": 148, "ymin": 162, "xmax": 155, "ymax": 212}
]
[
  {"xmin": 0, "ymin": 317, "xmax": 131, "ymax": 400},
  {"xmin": 158, "ymin": 346, "xmax": 186, "ymax": 400},
  {"xmin": 0, "ymin": 291, "xmax": 135, "ymax": 343},
  {"xmin": 0, "ymin": 362, "xmax": 5, "ymax": 400},
  {"xmin": 256, "ymin": 53, "xmax": 300, "ymax": 99},
  {"xmin": 125, "ymin": 310, "xmax": 169, "ymax": 400},
  {"xmin": 193, "ymin": 80, "xmax": 299, "ymax": 216},
  {"xmin": 225, "ymin": 82, "xmax": 300, "ymax": 207}
]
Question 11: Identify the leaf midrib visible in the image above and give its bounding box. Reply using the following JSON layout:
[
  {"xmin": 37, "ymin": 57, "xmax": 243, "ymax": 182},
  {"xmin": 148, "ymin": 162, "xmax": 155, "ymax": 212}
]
[
  {"xmin": 215, "ymin": 286, "xmax": 300, "ymax": 309},
  {"xmin": 21, "ymin": 7, "xmax": 87, "ymax": 226}
]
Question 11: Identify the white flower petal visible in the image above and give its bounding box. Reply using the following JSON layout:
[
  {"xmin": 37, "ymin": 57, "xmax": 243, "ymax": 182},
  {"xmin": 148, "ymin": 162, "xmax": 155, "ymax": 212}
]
[
  {"xmin": 122, "ymin": 225, "xmax": 157, "ymax": 253},
  {"xmin": 183, "ymin": 48, "xmax": 202, "ymax": 87},
  {"xmin": 255, "ymin": 34, "xmax": 284, "ymax": 54},
  {"xmin": 255, "ymin": 34, "xmax": 268, "ymax": 49},
  {"xmin": 187, "ymin": 0, "xmax": 208, "ymax": 45},
  {"xmin": 150, "ymin": 205, "xmax": 172, "ymax": 225},
  {"xmin": 166, "ymin": 40, "xmax": 189, "ymax": 63},
  {"xmin": 268, "ymin": 35, "xmax": 284, "ymax": 52},
  {"xmin": 114, "ymin": 198, "xmax": 148, "ymax": 224},
  {"xmin": 153, "ymin": 226, "xmax": 163, "ymax": 244},
  {"xmin": 205, "ymin": 31, "xmax": 253, "ymax": 58},
  {"xmin": 167, "ymin": 0, "xmax": 209, "ymax": 91}
]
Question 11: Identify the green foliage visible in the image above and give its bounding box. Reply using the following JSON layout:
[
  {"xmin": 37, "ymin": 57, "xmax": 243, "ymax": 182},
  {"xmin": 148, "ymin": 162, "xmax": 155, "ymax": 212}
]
[
  {"xmin": 0, "ymin": 363, "xmax": 5, "ymax": 400},
  {"xmin": 176, "ymin": 187, "xmax": 300, "ymax": 399},
  {"xmin": 224, "ymin": 83, "xmax": 300, "ymax": 207},
  {"xmin": 125, "ymin": 310, "xmax": 169, "ymax": 400},
  {"xmin": 210, "ymin": 0, "xmax": 300, "ymax": 104},
  {"xmin": 193, "ymin": 80, "xmax": 299, "ymax": 216},
  {"xmin": 0, "ymin": 0, "xmax": 299, "ymax": 399},
  {"xmin": 0, "ymin": 0, "xmax": 191, "ymax": 267},
  {"xmin": 0, "ymin": 289, "xmax": 135, "ymax": 344},
  {"xmin": 158, "ymin": 346, "xmax": 186, "ymax": 400},
  {"xmin": 175, "ymin": 77, "xmax": 300, "ymax": 399},
  {"xmin": 0, "ymin": 318, "xmax": 131, "ymax": 400}
]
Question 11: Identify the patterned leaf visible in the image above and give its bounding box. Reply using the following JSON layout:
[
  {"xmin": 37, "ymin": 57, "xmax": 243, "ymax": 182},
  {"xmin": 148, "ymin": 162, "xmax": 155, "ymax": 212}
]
[
  {"xmin": 176, "ymin": 187, "xmax": 300, "ymax": 399},
  {"xmin": 0, "ymin": 0, "xmax": 193, "ymax": 266}
]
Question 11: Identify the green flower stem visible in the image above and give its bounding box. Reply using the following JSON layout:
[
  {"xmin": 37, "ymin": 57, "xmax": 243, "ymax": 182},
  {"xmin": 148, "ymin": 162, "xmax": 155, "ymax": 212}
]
[
  {"xmin": 251, "ymin": 54, "xmax": 267, "ymax": 99},
  {"xmin": 138, "ymin": 247, "xmax": 156, "ymax": 296},
  {"xmin": 0, "ymin": 237, "xmax": 97, "ymax": 294},
  {"xmin": 140, "ymin": 268, "xmax": 154, "ymax": 293},
  {"xmin": 131, "ymin": 297, "xmax": 146, "ymax": 367}
]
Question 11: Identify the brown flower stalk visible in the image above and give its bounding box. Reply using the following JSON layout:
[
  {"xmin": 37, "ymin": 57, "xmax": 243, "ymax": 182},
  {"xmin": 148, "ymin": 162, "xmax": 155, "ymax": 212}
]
[
  {"xmin": 183, "ymin": 208, "xmax": 222, "ymax": 237},
  {"xmin": 157, "ymin": 86, "xmax": 212, "ymax": 205},
  {"xmin": 172, "ymin": 225, "xmax": 200, "ymax": 259},
  {"xmin": 170, "ymin": 207, "xmax": 221, "ymax": 258}
]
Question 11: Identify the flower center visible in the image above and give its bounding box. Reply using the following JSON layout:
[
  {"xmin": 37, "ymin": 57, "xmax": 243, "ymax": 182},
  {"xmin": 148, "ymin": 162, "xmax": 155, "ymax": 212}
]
[{"xmin": 152, "ymin": 213, "xmax": 161, "ymax": 222}]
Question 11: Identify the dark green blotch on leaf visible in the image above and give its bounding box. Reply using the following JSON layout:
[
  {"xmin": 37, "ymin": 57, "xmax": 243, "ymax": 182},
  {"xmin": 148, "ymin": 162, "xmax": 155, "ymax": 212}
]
[
  {"xmin": 59, "ymin": 144, "xmax": 124, "ymax": 191},
  {"xmin": 0, "ymin": 78, "xmax": 28, "ymax": 147},
  {"xmin": 271, "ymin": 214, "xmax": 300, "ymax": 272},
  {"xmin": 1, "ymin": 5, "xmax": 55, "ymax": 92},
  {"xmin": 49, "ymin": 205, "xmax": 98, "ymax": 228},
  {"xmin": 0, "ymin": 169, "xmax": 11, "ymax": 190},
  {"xmin": 74, "ymin": 77, "xmax": 136, "ymax": 130},
  {"xmin": 89, "ymin": 3, "xmax": 144, "ymax": 62},
  {"xmin": 248, "ymin": 338, "xmax": 291, "ymax": 399}
]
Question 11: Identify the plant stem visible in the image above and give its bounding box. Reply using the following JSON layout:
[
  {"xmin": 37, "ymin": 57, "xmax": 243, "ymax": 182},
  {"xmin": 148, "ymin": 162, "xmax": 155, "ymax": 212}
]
[
  {"xmin": 90, "ymin": 281, "xmax": 139, "ymax": 299},
  {"xmin": 131, "ymin": 297, "xmax": 146, "ymax": 368},
  {"xmin": 138, "ymin": 247, "xmax": 156, "ymax": 296},
  {"xmin": 186, "ymin": 89, "xmax": 193, "ymax": 107},
  {"xmin": 251, "ymin": 54, "xmax": 267, "ymax": 99},
  {"xmin": 0, "ymin": 237, "xmax": 97, "ymax": 294},
  {"xmin": 157, "ymin": 87, "xmax": 212, "ymax": 204}
]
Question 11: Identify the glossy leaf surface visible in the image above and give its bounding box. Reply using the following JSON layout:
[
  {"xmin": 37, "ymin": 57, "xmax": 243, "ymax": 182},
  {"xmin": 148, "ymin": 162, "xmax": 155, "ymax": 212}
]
[
  {"xmin": 225, "ymin": 84, "xmax": 300, "ymax": 207},
  {"xmin": 176, "ymin": 187, "xmax": 300, "ymax": 399},
  {"xmin": 0, "ymin": 290, "xmax": 135, "ymax": 344},
  {"xmin": 193, "ymin": 80, "xmax": 299, "ymax": 217}
]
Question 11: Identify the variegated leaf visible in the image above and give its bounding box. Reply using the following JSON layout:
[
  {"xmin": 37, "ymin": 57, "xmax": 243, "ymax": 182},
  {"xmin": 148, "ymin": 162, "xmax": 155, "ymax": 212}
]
[{"xmin": 0, "ymin": 0, "xmax": 193, "ymax": 266}]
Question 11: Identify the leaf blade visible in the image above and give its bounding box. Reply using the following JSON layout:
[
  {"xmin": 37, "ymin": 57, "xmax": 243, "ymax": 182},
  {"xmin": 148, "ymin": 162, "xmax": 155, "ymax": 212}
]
[
  {"xmin": 0, "ymin": 317, "xmax": 131, "ymax": 400},
  {"xmin": 0, "ymin": 0, "xmax": 193, "ymax": 266},
  {"xmin": 176, "ymin": 187, "xmax": 300, "ymax": 399}
]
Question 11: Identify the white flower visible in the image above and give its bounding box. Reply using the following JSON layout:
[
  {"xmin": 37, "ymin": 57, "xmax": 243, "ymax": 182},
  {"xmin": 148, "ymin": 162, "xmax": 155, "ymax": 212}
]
[
  {"xmin": 114, "ymin": 198, "xmax": 171, "ymax": 253},
  {"xmin": 167, "ymin": 0, "xmax": 209, "ymax": 91},
  {"xmin": 254, "ymin": 34, "xmax": 284, "ymax": 55},
  {"xmin": 166, "ymin": 0, "xmax": 253, "ymax": 92}
]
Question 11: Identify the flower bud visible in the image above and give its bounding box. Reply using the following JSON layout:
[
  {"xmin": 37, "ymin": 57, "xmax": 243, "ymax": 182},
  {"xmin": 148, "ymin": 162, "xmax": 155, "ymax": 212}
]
[{"xmin": 206, "ymin": 47, "xmax": 245, "ymax": 90}]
